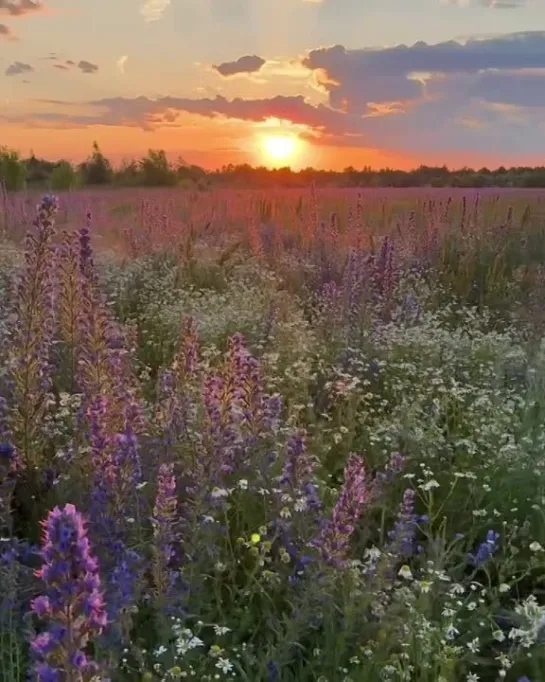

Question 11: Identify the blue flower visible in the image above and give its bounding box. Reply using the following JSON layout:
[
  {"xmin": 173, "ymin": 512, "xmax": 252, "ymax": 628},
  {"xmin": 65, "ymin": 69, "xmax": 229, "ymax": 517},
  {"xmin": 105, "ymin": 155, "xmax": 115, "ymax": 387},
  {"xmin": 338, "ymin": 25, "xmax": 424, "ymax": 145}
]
[
  {"xmin": 468, "ymin": 530, "xmax": 500, "ymax": 567},
  {"xmin": 267, "ymin": 661, "xmax": 279, "ymax": 681}
]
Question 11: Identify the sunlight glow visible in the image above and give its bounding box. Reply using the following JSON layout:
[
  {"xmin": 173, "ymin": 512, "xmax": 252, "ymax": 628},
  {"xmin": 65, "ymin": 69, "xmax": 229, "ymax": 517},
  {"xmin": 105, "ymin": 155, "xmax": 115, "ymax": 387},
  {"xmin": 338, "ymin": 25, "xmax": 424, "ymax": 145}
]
[{"xmin": 261, "ymin": 134, "xmax": 299, "ymax": 165}]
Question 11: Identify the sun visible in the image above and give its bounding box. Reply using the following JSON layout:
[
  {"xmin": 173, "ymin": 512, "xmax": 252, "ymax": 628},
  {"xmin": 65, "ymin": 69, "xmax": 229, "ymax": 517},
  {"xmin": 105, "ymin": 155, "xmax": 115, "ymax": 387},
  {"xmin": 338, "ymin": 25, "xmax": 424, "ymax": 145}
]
[{"xmin": 262, "ymin": 134, "xmax": 298, "ymax": 165}]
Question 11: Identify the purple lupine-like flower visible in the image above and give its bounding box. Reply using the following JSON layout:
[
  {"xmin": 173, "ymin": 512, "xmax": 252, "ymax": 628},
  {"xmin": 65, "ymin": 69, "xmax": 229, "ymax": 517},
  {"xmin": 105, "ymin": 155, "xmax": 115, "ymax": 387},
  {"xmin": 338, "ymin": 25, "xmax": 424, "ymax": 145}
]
[
  {"xmin": 267, "ymin": 661, "xmax": 279, "ymax": 681},
  {"xmin": 320, "ymin": 280, "xmax": 342, "ymax": 326},
  {"xmin": 78, "ymin": 212, "xmax": 96, "ymax": 284},
  {"xmin": 280, "ymin": 429, "xmax": 320, "ymax": 511},
  {"xmin": 203, "ymin": 334, "xmax": 280, "ymax": 478},
  {"xmin": 385, "ymin": 488, "xmax": 418, "ymax": 561},
  {"xmin": 468, "ymin": 530, "xmax": 500, "ymax": 567},
  {"xmin": 369, "ymin": 451, "xmax": 406, "ymax": 501},
  {"xmin": 375, "ymin": 235, "xmax": 395, "ymax": 298},
  {"xmin": 281, "ymin": 429, "xmax": 309, "ymax": 486},
  {"xmin": 112, "ymin": 427, "xmax": 142, "ymax": 502},
  {"xmin": 263, "ymin": 393, "xmax": 282, "ymax": 433},
  {"xmin": 0, "ymin": 440, "xmax": 16, "ymax": 473},
  {"xmin": 101, "ymin": 544, "xmax": 142, "ymax": 648},
  {"xmin": 152, "ymin": 463, "xmax": 178, "ymax": 608},
  {"xmin": 30, "ymin": 504, "xmax": 107, "ymax": 681},
  {"xmin": 316, "ymin": 453, "xmax": 368, "ymax": 566}
]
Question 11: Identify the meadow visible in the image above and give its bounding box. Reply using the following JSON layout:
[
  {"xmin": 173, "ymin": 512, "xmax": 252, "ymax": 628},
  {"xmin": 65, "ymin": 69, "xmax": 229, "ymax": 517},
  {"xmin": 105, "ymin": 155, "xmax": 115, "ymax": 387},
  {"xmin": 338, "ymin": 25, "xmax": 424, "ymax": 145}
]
[{"xmin": 1, "ymin": 185, "xmax": 545, "ymax": 682}]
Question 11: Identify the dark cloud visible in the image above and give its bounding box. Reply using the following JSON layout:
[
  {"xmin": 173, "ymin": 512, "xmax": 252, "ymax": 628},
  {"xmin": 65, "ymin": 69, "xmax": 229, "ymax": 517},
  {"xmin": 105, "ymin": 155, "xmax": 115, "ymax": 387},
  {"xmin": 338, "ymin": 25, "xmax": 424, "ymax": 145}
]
[
  {"xmin": 302, "ymin": 32, "xmax": 545, "ymax": 113},
  {"xmin": 0, "ymin": 0, "xmax": 42, "ymax": 16},
  {"xmin": 54, "ymin": 63, "xmax": 69, "ymax": 70},
  {"xmin": 213, "ymin": 54, "xmax": 266, "ymax": 77},
  {"xmin": 31, "ymin": 94, "xmax": 336, "ymax": 131},
  {"xmin": 77, "ymin": 60, "xmax": 98, "ymax": 74},
  {"xmin": 5, "ymin": 60, "xmax": 33, "ymax": 76},
  {"xmin": 471, "ymin": 71, "xmax": 545, "ymax": 107}
]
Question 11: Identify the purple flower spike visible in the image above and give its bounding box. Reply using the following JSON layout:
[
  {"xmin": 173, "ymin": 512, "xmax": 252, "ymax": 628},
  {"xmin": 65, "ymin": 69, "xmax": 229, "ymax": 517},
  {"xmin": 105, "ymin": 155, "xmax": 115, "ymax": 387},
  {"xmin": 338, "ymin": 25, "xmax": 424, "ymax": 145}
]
[
  {"xmin": 30, "ymin": 504, "xmax": 107, "ymax": 681},
  {"xmin": 152, "ymin": 463, "xmax": 178, "ymax": 608},
  {"xmin": 316, "ymin": 453, "xmax": 368, "ymax": 566}
]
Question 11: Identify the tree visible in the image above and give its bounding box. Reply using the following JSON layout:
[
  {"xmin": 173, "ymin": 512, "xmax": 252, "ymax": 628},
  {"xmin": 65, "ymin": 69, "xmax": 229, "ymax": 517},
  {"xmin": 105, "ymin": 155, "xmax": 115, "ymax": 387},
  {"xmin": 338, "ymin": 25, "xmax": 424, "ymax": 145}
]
[
  {"xmin": 79, "ymin": 141, "xmax": 112, "ymax": 185},
  {"xmin": 0, "ymin": 147, "xmax": 27, "ymax": 191},
  {"xmin": 114, "ymin": 158, "xmax": 141, "ymax": 186},
  {"xmin": 50, "ymin": 161, "xmax": 76, "ymax": 190},
  {"xmin": 138, "ymin": 149, "xmax": 177, "ymax": 186}
]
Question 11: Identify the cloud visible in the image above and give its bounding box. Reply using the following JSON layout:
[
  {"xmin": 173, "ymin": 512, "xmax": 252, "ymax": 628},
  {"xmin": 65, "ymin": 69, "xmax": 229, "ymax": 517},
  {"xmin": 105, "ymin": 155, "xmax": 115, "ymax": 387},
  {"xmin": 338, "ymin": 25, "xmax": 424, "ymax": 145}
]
[
  {"xmin": 471, "ymin": 70, "xmax": 545, "ymax": 107},
  {"xmin": 7, "ymin": 31, "xmax": 545, "ymax": 161},
  {"xmin": 140, "ymin": 0, "xmax": 170, "ymax": 22},
  {"xmin": 214, "ymin": 54, "xmax": 266, "ymax": 77},
  {"xmin": 0, "ymin": 0, "xmax": 42, "ymax": 16},
  {"xmin": 48, "ymin": 59, "xmax": 98, "ymax": 74},
  {"xmin": 5, "ymin": 60, "xmax": 33, "ymax": 76},
  {"xmin": 77, "ymin": 60, "xmax": 98, "ymax": 74},
  {"xmin": 302, "ymin": 32, "xmax": 545, "ymax": 114},
  {"xmin": 116, "ymin": 55, "xmax": 128, "ymax": 75},
  {"xmin": 0, "ymin": 22, "xmax": 14, "ymax": 38}
]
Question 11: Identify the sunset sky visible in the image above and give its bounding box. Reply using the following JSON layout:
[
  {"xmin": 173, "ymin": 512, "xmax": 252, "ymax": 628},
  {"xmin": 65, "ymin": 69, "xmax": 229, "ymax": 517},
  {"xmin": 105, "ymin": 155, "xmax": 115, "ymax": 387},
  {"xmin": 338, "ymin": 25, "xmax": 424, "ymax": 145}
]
[{"xmin": 2, "ymin": 0, "xmax": 545, "ymax": 170}]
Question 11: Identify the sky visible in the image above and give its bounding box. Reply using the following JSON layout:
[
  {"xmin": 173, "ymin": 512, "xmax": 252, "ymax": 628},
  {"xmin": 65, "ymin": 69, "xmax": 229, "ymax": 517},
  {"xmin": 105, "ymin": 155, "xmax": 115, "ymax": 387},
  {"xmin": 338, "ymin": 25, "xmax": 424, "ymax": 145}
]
[{"xmin": 2, "ymin": 0, "xmax": 545, "ymax": 170}]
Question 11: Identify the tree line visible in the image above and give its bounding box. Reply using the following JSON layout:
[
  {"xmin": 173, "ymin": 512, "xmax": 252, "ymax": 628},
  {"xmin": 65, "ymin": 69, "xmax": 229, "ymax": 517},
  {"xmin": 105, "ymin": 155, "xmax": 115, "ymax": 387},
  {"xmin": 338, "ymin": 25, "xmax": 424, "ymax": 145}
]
[{"xmin": 2, "ymin": 142, "xmax": 545, "ymax": 191}]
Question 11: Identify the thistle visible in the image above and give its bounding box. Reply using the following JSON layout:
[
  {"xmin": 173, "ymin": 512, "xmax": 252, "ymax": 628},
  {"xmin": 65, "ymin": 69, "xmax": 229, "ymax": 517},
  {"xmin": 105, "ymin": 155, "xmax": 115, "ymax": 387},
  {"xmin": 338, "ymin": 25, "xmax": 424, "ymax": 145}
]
[{"xmin": 30, "ymin": 504, "xmax": 107, "ymax": 682}]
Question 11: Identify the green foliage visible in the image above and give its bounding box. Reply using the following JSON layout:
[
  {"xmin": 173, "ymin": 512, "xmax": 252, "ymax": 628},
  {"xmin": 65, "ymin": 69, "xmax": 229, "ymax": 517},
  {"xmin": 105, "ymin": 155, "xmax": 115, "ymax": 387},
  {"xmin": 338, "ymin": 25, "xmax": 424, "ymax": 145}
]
[
  {"xmin": 138, "ymin": 149, "xmax": 178, "ymax": 186},
  {"xmin": 50, "ymin": 161, "xmax": 76, "ymax": 191},
  {"xmin": 79, "ymin": 141, "xmax": 113, "ymax": 185},
  {"xmin": 0, "ymin": 147, "xmax": 26, "ymax": 192}
]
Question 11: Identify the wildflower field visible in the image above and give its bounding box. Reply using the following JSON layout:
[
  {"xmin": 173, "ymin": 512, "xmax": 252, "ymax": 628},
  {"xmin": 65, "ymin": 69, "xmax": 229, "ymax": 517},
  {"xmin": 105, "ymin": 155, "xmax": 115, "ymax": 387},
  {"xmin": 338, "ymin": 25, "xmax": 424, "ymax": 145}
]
[{"xmin": 2, "ymin": 186, "xmax": 545, "ymax": 682}]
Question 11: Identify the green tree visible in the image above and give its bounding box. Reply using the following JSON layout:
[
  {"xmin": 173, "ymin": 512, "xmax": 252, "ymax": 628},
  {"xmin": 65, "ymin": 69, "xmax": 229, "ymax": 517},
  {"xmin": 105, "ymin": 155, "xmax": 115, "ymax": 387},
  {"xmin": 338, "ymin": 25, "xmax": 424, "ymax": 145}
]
[
  {"xmin": 79, "ymin": 141, "xmax": 113, "ymax": 185},
  {"xmin": 139, "ymin": 149, "xmax": 177, "ymax": 186},
  {"xmin": 50, "ymin": 161, "xmax": 76, "ymax": 191},
  {"xmin": 114, "ymin": 158, "xmax": 141, "ymax": 186},
  {"xmin": 0, "ymin": 147, "xmax": 27, "ymax": 191}
]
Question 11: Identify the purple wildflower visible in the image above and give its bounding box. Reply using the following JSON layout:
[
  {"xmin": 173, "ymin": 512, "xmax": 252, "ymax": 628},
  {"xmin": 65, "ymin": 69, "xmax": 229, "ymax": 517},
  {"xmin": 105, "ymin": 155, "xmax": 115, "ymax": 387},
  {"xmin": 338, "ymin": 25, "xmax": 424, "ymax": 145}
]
[
  {"xmin": 281, "ymin": 429, "xmax": 320, "ymax": 511},
  {"xmin": 385, "ymin": 488, "xmax": 418, "ymax": 562},
  {"xmin": 468, "ymin": 530, "xmax": 500, "ymax": 567},
  {"xmin": 30, "ymin": 504, "xmax": 107, "ymax": 681},
  {"xmin": 152, "ymin": 463, "xmax": 178, "ymax": 607},
  {"xmin": 369, "ymin": 451, "xmax": 406, "ymax": 501},
  {"xmin": 316, "ymin": 453, "xmax": 368, "ymax": 566},
  {"xmin": 267, "ymin": 661, "xmax": 279, "ymax": 681}
]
